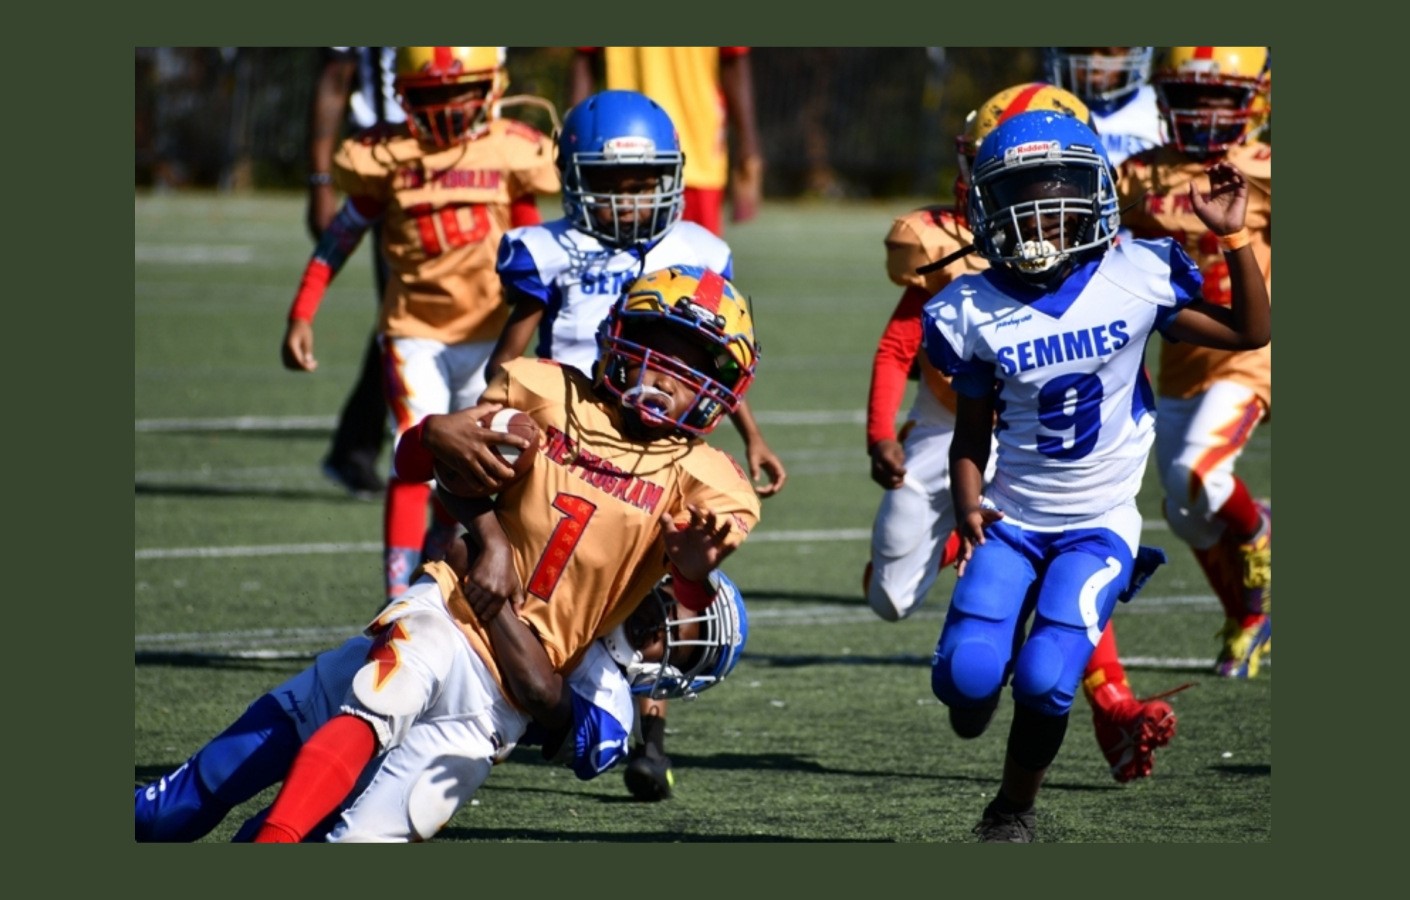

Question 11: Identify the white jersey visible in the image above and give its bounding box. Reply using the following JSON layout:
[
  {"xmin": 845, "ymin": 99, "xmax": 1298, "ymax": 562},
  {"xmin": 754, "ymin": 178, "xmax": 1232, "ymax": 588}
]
[
  {"xmin": 921, "ymin": 239, "xmax": 1200, "ymax": 520},
  {"xmin": 496, "ymin": 219, "xmax": 733, "ymax": 375},
  {"xmin": 1093, "ymin": 85, "xmax": 1164, "ymax": 167}
]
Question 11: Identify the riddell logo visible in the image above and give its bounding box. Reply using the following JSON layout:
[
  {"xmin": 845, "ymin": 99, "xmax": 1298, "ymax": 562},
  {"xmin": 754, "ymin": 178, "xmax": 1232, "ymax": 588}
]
[
  {"xmin": 1005, "ymin": 140, "xmax": 1059, "ymax": 162},
  {"xmin": 604, "ymin": 136, "xmax": 656, "ymax": 159}
]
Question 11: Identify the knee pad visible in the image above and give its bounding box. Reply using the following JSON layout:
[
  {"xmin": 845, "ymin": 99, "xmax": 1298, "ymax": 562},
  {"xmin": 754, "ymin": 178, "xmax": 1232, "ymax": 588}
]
[
  {"xmin": 1162, "ymin": 466, "xmax": 1226, "ymax": 548},
  {"xmin": 348, "ymin": 610, "xmax": 460, "ymax": 732},
  {"xmin": 1011, "ymin": 633, "xmax": 1065, "ymax": 709},
  {"xmin": 932, "ymin": 636, "xmax": 1007, "ymax": 707}
]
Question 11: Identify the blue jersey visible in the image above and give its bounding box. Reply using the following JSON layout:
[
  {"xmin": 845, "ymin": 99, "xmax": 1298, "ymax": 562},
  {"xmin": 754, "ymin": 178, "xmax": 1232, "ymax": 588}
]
[
  {"xmin": 921, "ymin": 239, "xmax": 1201, "ymax": 519},
  {"xmin": 496, "ymin": 219, "xmax": 733, "ymax": 375}
]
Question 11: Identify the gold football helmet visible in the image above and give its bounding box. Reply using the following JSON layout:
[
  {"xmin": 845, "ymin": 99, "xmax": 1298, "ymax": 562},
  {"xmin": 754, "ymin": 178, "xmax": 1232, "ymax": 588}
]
[
  {"xmin": 394, "ymin": 46, "xmax": 508, "ymax": 147},
  {"xmin": 596, "ymin": 265, "xmax": 759, "ymax": 436},
  {"xmin": 1154, "ymin": 47, "xmax": 1270, "ymax": 157}
]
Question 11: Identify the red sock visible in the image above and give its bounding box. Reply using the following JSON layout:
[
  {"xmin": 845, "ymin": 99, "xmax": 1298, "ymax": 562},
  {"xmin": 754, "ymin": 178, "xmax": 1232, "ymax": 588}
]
[
  {"xmin": 1191, "ymin": 543, "xmax": 1242, "ymax": 621},
  {"xmin": 1215, "ymin": 478, "xmax": 1262, "ymax": 542},
  {"xmin": 253, "ymin": 715, "xmax": 377, "ymax": 843},
  {"xmin": 938, "ymin": 529, "xmax": 963, "ymax": 570},
  {"xmin": 385, "ymin": 477, "xmax": 433, "ymax": 549},
  {"xmin": 1082, "ymin": 623, "xmax": 1128, "ymax": 708}
]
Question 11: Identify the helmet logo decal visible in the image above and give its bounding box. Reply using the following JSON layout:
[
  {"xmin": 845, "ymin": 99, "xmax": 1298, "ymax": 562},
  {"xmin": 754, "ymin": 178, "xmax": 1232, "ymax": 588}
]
[
  {"xmin": 1006, "ymin": 140, "xmax": 1061, "ymax": 162},
  {"xmin": 602, "ymin": 135, "xmax": 657, "ymax": 160}
]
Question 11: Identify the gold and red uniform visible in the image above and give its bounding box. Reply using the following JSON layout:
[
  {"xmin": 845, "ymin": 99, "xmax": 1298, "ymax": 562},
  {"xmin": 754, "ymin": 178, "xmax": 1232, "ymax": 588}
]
[
  {"xmin": 430, "ymin": 357, "xmax": 760, "ymax": 698},
  {"xmin": 333, "ymin": 118, "xmax": 560, "ymax": 345},
  {"xmin": 1117, "ymin": 141, "xmax": 1272, "ymax": 412}
]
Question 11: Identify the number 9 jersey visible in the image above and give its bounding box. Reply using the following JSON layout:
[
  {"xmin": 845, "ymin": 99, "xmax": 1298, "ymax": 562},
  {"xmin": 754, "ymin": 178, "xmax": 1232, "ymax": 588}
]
[{"xmin": 920, "ymin": 240, "xmax": 1202, "ymax": 520}]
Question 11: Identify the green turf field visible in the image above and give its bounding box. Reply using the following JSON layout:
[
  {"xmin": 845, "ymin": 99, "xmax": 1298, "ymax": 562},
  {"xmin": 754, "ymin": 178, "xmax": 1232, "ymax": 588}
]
[{"xmin": 134, "ymin": 192, "xmax": 1271, "ymax": 843}]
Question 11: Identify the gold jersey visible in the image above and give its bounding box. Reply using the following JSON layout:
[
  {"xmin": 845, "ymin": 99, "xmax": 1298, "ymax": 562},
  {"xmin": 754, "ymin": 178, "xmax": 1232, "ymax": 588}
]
[
  {"xmin": 334, "ymin": 119, "xmax": 559, "ymax": 344},
  {"xmin": 1117, "ymin": 141, "xmax": 1272, "ymax": 412},
  {"xmin": 884, "ymin": 206, "xmax": 989, "ymax": 414},
  {"xmin": 429, "ymin": 358, "xmax": 760, "ymax": 700}
]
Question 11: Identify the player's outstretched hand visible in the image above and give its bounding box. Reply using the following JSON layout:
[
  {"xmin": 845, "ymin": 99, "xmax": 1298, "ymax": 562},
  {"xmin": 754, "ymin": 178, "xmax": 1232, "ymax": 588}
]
[
  {"xmin": 1190, "ymin": 160, "xmax": 1248, "ymax": 238},
  {"xmin": 421, "ymin": 402, "xmax": 526, "ymax": 487},
  {"xmin": 954, "ymin": 507, "xmax": 1004, "ymax": 578},
  {"xmin": 661, "ymin": 505, "xmax": 736, "ymax": 582},
  {"xmin": 282, "ymin": 320, "xmax": 317, "ymax": 372},
  {"xmin": 868, "ymin": 439, "xmax": 907, "ymax": 489}
]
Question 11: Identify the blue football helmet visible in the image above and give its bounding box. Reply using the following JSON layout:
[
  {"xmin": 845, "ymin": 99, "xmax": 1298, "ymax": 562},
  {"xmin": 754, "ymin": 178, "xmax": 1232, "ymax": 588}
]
[
  {"xmin": 1043, "ymin": 47, "xmax": 1153, "ymax": 114},
  {"xmin": 968, "ymin": 109, "xmax": 1120, "ymax": 286},
  {"xmin": 595, "ymin": 265, "xmax": 758, "ymax": 437},
  {"xmin": 602, "ymin": 570, "xmax": 749, "ymax": 701},
  {"xmin": 558, "ymin": 90, "xmax": 685, "ymax": 249}
]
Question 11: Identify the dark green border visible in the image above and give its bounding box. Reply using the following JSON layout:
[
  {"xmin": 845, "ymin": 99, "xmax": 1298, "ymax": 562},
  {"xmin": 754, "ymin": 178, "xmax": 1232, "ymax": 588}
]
[{"xmin": 112, "ymin": 7, "xmax": 1306, "ymax": 893}]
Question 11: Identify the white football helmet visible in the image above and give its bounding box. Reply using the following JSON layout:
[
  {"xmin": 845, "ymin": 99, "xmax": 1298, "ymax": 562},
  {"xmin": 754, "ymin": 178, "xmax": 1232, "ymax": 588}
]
[{"xmin": 602, "ymin": 569, "xmax": 748, "ymax": 700}]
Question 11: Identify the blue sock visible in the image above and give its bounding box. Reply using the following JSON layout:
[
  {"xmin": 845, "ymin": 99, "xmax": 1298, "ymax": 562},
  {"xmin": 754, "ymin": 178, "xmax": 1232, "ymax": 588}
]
[{"xmin": 135, "ymin": 693, "xmax": 300, "ymax": 841}]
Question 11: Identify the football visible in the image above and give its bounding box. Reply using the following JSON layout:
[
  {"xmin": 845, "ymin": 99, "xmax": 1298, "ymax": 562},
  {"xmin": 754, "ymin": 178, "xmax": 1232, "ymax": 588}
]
[{"xmin": 433, "ymin": 407, "xmax": 539, "ymax": 499}]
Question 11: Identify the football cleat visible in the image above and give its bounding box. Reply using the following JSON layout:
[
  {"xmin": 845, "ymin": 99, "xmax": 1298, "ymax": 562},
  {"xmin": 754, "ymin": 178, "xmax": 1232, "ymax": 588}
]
[
  {"xmin": 1236, "ymin": 502, "xmax": 1271, "ymax": 617},
  {"xmin": 972, "ymin": 799, "xmax": 1036, "ymax": 843},
  {"xmin": 1215, "ymin": 615, "xmax": 1272, "ymax": 678},
  {"xmin": 322, "ymin": 454, "xmax": 385, "ymax": 499},
  {"xmin": 1089, "ymin": 681, "xmax": 1187, "ymax": 783},
  {"xmin": 623, "ymin": 743, "xmax": 674, "ymax": 802}
]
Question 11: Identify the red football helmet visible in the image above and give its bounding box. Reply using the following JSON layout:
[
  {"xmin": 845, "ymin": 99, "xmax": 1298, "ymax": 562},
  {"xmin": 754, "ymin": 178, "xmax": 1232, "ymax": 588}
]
[{"xmin": 1153, "ymin": 47, "xmax": 1270, "ymax": 157}]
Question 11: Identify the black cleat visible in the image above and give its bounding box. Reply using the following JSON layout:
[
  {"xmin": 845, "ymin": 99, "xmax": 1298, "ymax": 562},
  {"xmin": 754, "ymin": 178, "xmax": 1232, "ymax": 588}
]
[
  {"xmin": 624, "ymin": 744, "xmax": 674, "ymax": 801},
  {"xmin": 972, "ymin": 798, "xmax": 1036, "ymax": 843},
  {"xmin": 322, "ymin": 455, "xmax": 385, "ymax": 499}
]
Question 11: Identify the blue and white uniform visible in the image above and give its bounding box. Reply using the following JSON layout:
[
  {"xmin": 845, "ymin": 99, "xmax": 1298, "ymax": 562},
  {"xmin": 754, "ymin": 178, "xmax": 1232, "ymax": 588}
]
[
  {"xmin": 1092, "ymin": 85, "xmax": 1164, "ymax": 168},
  {"xmin": 496, "ymin": 218, "xmax": 732, "ymax": 375},
  {"xmin": 921, "ymin": 238, "xmax": 1201, "ymax": 716}
]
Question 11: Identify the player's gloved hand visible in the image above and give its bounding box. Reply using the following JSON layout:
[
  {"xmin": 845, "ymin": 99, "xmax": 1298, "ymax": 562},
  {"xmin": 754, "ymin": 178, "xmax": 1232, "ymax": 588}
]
[{"xmin": 868, "ymin": 439, "xmax": 907, "ymax": 489}]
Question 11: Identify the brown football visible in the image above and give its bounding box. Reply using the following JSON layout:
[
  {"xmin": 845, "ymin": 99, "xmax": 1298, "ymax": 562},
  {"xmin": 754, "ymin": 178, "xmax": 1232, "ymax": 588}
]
[{"xmin": 434, "ymin": 408, "xmax": 539, "ymax": 499}]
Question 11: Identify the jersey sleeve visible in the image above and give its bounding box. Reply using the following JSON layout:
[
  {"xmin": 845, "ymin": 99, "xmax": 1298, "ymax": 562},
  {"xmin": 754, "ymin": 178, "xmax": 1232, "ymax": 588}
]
[
  {"xmin": 496, "ymin": 229, "xmax": 552, "ymax": 306},
  {"xmin": 920, "ymin": 288, "xmax": 994, "ymax": 398},
  {"xmin": 677, "ymin": 445, "xmax": 762, "ymax": 549}
]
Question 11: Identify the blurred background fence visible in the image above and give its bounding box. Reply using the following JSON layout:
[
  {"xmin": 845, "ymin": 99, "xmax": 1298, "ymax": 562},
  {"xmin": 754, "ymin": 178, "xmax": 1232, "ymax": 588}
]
[{"xmin": 135, "ymin": 47, "xmax": 1043, "ymax": 202}]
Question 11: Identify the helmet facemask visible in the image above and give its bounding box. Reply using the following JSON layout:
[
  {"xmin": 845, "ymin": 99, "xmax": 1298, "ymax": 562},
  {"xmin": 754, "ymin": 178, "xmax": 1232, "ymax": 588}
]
[
  {"xmin": 597, "ymin": 319, "xmax": 749, "ymax": 437},
  {"xmin": 400, "ymin": 78, "xmax": 497, "ymax": 148},
  {"xmin": 1154, "ymin": 78, "xmax": 1265, "ymax": 158},
  {"xmin": 563, "ymin": 152, "xmax": 684, "ymax": 249},
  {"xmin": 602, "ymin": 574, "xmax": 746, "ymax": 700},
  {"xmin": 1045, "ymin": 47, "xmax": 1153, "ymax": 112}
]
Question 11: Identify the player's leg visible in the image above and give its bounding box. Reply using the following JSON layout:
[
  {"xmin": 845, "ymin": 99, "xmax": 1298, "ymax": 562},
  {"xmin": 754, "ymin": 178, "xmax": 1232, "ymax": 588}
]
[
  {"xmin": 135, "ymin": 635, "xmax": 373, "ymax": 841},
  {"xmin": 681, "ymin": 186, "xmax": 724, "ymax": 237},
  {"xmin": 976, "ymin": 528, "xmax": 1133, "ymax": 842},
  {"xmin": 324, "ymin": 229, "xmax": 392, "ymax": 498},
  {"xmin": 1156, "ymin": 383, "xmax": 1271, "ymax": 677},
  {"xmin": 865, "ymin": 421, "xmax": 959, "ymax": 622},
  {"xmin": 382, "ymin": 337, "xmax": 453, "ymax": 601},
  {"xmin": 931, "ymin": 522, "xmax": 1034, "ymax": 738},
  {"xmin": 253, "ymin": 580, "xmax": 466, "ymax": 842},
  {"xmin": 625, "ymin": 696, "xmax": 673, "ymax": 801}
]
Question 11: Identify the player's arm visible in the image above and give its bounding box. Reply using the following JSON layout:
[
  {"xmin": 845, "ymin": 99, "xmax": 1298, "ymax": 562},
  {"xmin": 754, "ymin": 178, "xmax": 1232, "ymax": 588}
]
[
  {"xmin": 720, "ymin": 49, "xmax": 763, "ymax": 224},
  {"xmin": 440, "ymin": 531, "xmax": 565, "ymax": 724},
  {"xmin": 568, "ymin": 48, "xmax": 599, "ymax": 106},
  {"xmin": 728, "ymin": 400, "xmax": 787, "ymax": 497},
  {"xmin": 1163, "ymin": 161, "xmax": 1271, "ymax": 350},
  {"xmin": 484, "ymin": 293, "xmax": 545, "ymax": 382},
  {"xmin": 949, "ymin": 389, "xmax": 1000, "ymax": 575},
  {"xmin": 866, "ymin": 285, "xmax": 929, "ymax": 489},
  {"xmin": 281, "ymin": 195, "xmax": 384, "ymax": 372},
  {"xmin": 306, "ymin": 50, "xmax": 354, "ymax": 240}
]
